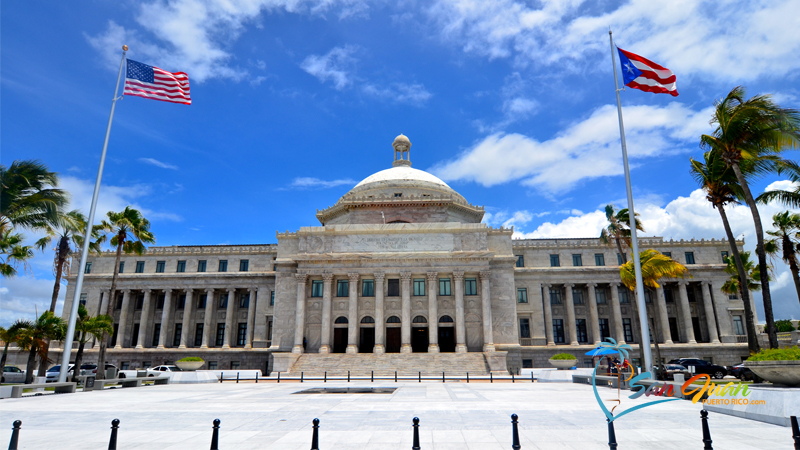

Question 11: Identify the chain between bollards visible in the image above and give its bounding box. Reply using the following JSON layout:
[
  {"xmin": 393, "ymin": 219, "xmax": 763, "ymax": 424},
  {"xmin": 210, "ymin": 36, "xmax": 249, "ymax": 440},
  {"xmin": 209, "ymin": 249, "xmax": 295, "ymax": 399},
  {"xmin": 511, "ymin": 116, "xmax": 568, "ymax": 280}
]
[
  {"xmin": 511, "ymin": 414, "xmax": 521, "ymax": 450},
  {"xmin": 108, "ymin": 419, "xmax": 120, "ymax": 450},
  {"xmin": 607, "ymin": 416, "xmax": 617, "ymax": 450},
  {"xmin": 412, "ymin": 417, "xmax": 420, "ymax": 450},
  {"xmin": 792, "ymin": 415, "xmax": 800, "ymax": 449},
  {"xmin": 8, "ymin": 420, "xmax": 21, "ymax": 450},
  {"xmin": 701, "ymin": 410, "xmax": 713, "ymax": 450},
  {"xmin": 311, "ymin": 418, "xmax": 320, "ymax": 450},
  {"xmin": 210, "ymin": 418, "xmax": 221, "ymax": 450}
]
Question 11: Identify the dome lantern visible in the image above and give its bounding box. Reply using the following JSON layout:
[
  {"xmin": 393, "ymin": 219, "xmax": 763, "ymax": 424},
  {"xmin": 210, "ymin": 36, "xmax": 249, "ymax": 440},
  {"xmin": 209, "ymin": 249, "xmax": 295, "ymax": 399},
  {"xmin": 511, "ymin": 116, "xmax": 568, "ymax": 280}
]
[{"xmin": 392, "ymin": 134, "xmax": 411, "ymax": 167}]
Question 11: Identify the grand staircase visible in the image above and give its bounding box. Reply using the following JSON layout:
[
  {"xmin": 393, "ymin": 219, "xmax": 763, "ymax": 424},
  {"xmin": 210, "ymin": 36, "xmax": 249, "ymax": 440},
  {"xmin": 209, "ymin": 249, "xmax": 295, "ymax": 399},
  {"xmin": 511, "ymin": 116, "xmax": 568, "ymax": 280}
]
[{"xmin": 288, "ymin": 352, "xmax": 490, "ymax": 376}]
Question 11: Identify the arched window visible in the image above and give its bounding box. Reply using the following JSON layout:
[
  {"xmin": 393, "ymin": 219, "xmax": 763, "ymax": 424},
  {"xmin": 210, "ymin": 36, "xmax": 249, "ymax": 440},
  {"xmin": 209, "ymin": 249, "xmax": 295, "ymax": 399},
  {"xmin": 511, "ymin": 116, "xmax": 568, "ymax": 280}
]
[
  {"xmin": 360, "ymin": 316, "xmax": 375, "ymax": 324},
  {"xmin": 412, "ymin": 315, "xmax": 427, "ymax": 324},
  {"xmin": 439, "ymin": 315, "xmax": 454, "ymax": 323},
  {"xmin": 334, "ymin": 316, "xmax": 348, "ymax": 324},
  {"xmin": 386, "ymin": 316, "xmax": 401, "ymax": 323}
]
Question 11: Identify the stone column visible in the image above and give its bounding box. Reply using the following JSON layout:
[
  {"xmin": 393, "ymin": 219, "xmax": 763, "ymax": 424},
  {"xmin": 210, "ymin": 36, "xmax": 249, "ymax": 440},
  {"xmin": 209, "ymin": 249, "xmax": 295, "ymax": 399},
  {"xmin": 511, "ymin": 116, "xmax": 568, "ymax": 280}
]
[
  {"xmin": 200, "ymin": 289, "xmax": 213, "ymax": 348},
  {"xmin": 587, "ymin": 284, "xmax": 601, "ymax": 345},
  {"xmin": 245, "ymin": 288, "xmax": 257, "ymax": 348},
  {"xmin": 374, "ymin": 273, "xmax": 386, "ymax": 354},
  {"xmin": 709, "ymin": 280, "xmax": 734, "ymax": 341},
  {"xmin": 453, "ymin": 271, "xmax": 467, "ymax": 353},
  {"xmin": 609, "ymin": 283, "xmax": 625, "ymax": 344},
  {"xmin": 400, "ymin": 272, "xmax": 412, "ymax": 353},
  {"xmin": 701, "ymin": 281, "xmax": 720, "ymax": 344},
  {"xmin": 94, "ymin": 290, "xmax": 112, "ymax": 349},
  {"xmin": 319, "ymin": 274, "xmax": 333, "ymax": 354},
  {"xmin": 655, "ymin": 286, "xmax": 673, "ymax": 344},
  {"xmin": 157, "ymin": 290, "xmax": 172, "ymax": 348},
  {"xmin": 564, "ymin": 284, "xmax": 578, "ymax": 346},
  {"xmin": 115, "ymin": 290, "xmax": 131, "ymax": 349},
  {"xmin": 180, "ymin": 289, "xmax": 195, "ymax": 348},
  {"xmin": 293, "ymin": 274, "xmax": 307, "ymax": 353},
  {"xmin": 427, "ymin": 272, "xmax": 440, "ymax": 353},
  {"xmin": 346, "ymin": 273, "xmax": 360, "ymax": 354},
  {"xmin": 135, "ymin": 289, "xmax": 152, "ymax": 349},
  {"xmin": 479, "ymin": 271, "xmax": 495, "ymax": 352},
  {"xmin": 542, "ymin": 284, "xmax": 555, "ymax": 346},
  {"xmin": 678, "ymin": 281, "xmax": 696, "ymax": 344},
  {"xmin": 222, "ymin": 288, "xmax": 236, "ymax": 348}
]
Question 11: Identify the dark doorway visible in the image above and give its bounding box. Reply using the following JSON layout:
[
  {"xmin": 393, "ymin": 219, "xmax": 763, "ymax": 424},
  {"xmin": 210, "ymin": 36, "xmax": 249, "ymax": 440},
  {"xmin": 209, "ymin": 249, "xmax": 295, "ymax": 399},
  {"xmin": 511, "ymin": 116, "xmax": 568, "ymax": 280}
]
[
  {"xmin": 668, "ymin": 317, "xmax": 680, "ymax": 343},
  {"xmin": 359, "ymin": 328, "xmax": 375, "ymax": 353},
  {"xmin": 438, "ymin": 327, "xmax": 455, "ymax": 352},
  {"xmin": 333, "ymin": 328, "xmax": 348, "ymax": 353},
  {"xmin": 692, "ymin": 317, "xmax": 704, "ymax": 343},
  {"xmin": 386, "ymin": 328, "xmax": 401, "ymax": 353},
  {"xmin": 411, "ymin": 327, "xmax": 428, "ymax": 353},
  {"xmin": 130, "ymin": 323, "xmax": 140, "ymax": 347}
]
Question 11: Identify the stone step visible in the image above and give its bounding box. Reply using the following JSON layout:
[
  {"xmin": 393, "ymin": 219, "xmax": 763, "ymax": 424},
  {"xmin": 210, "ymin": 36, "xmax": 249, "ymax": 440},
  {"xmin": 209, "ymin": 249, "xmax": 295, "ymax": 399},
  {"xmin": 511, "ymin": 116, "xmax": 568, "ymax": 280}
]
[{"xmin": 288, "ymin": 352, "xmax": 490, "ymax": 375}]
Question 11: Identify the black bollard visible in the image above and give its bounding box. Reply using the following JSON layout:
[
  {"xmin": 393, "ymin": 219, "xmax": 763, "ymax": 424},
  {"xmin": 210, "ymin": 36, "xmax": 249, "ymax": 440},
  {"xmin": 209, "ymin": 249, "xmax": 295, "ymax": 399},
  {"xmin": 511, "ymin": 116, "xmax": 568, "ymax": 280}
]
[
  {"xmin": 301, "ymin": 372, "xmax": 304, "ymax": 383},
  {"xmin": 256, "ymin": 371, "xmax": 259, "ymax": 383},
  {"xmin": 8, "ymin": 420, "xmax": 21, "ymax": 450},
  {"xmin": 531, "ymin": 372, "xmax": 534, "ymax": 383},
  {"xmin": 466, "ymin": 372, "xmax": 469, "ymax": 383},
  {"xmin": 108, "ymin": 419, "xmax": 120, "ymax": 450},
  {"xmin": 220, "ymin": 371, "xmax": 224, "ymax": 383},
  {"xmin": 347, "ymin": 370, "xmax": 350, "ymax": 382},
  {"xmin": 607, "ymin": 417, "xmax": 617, "ymax": 450},
  {"xmin": 324, "ymin": 371, "xmax": 327, "ymax": 383},
  {"xmin": 311, "ymin": 418, "xmax": 320, "ymax": 450},
  {"xmin": 236, "ymin": 371, "xmax": 240, "ymax": 383},
  {"xmin": 701, "ymin": 410, "xmax": 713, "ymax": 450},
  {"xmin": 412, "ymin": 417, "xmax": 421, "ymax": 450},
  {"xmin": 442, "ymin": 372, "xmax": 445, "ymax": 383},
  {"xmin": 277, "ymin": 372, "xmax": 281, "ymax": 383},
  {"xmin": 511, "ymin": 414, "xmax": 521, "ymax": 450},
  {"xmin": 792, "ymin": 415, "xmax": 800, "ymax": 450},
  {"xmin": 490, "ymin": 373, "xmax": 493, "ymax": 383},
  {"xmin": 210, "ymin": 419, "xmax": 221, "ymax": 450},
  {"xmin": 372, "ymin": 370, "xmax": 374, "ymax": 383},
  {"xmin": 418, "ymin": 371, "xmax": 421, "ymax": 383},
  {"xmin": 512, "ymin": 373, "xmax": 515, "ymax": 383},
  {"xmin": 395, "ymin": 371, "xmax": 398, "ymax": 383}
]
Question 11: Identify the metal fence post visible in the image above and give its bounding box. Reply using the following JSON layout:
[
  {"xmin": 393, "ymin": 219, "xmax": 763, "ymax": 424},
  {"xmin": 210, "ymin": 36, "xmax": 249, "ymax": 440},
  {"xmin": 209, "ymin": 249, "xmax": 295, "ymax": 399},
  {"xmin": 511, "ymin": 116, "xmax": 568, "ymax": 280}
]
[
  {"xmin": 412, "ymin": 417, "xmax": 420, "ymax": 450},
  {"xmin": 220, "ymin": 371, "xmax": 224, "ymax": 383},
  {"xmin": 792, "ymin": 415, "xmax": 800, "ymax": 449},
  {"xmin": 701, "ymin": 410, "xmax": 713, "ymax": 450},
  {"xmin": 511, "ymin": 414, "xmax": 521, "ymax": 450},
  {"xmin": 395, "ymin": 371, "xmax": 397, "ymax": 383},
  {"xmin": 418, "ymin": 371, "xmax": 421, "ymax": 383},
  {"xmin": 324, "ymin": 371, "xmax": 327, "ymax": 383},
  {"xmin": 512, "ymin": 373, "xmax": 515, "ymax": 383},
  {"xmin": 256, "ymin": 371, "xmax": 259, "ymax": 383},
  {"xmin": 301, "ymin": 372, "xmax": 304, "ymax": 383},
  {"xmin": 108, "ymin": 419, "xmax": 120, "ymax": 450},
  {"xmin": 531, "ymin": 372, "xmax": 534, "ymax": 383},
  {"xmin": 466, "ymin": 372, "xmax": 469, "ymax": 383},
  {"xmin": 442, "ymin": 372, "xmax": 445, "ymax": 383},
  {"xmin": 607, "ymin": 417, "xmax": 617, "ymax": 450},
  {"xmin": 348, "ymin": 370, "xmax": 350, "ymax": 382},
  {"xmin": 277, "ymin": 372, "xmax": 281, "ymax": 383},
  {"xmin": 490, "ymin": 373, "xmax": 493, "ymax": 383},
  {"xmin": 311, "ymin": 418, "xmax": 320, "ymax": 450},
  {"xmin": 372, "ymin": 371, "xmax": 374, "ymax": 383},
  {"xmin": 210, "ymin": 419, "xmax": 220, "ymax": 450},
  {"xmin": 8, "ymin": 420, "xmax": 21, "ymax": 450},
  {"xmin": 236, "ymin": 372, "xmax": 240, "ymax": 383}
]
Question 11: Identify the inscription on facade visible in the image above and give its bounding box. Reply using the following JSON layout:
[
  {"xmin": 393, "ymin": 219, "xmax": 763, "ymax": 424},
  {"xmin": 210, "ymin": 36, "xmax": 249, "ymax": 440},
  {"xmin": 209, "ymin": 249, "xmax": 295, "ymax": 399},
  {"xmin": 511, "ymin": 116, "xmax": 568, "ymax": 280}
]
[{"xmin": 332, "ymin": 234, "xmax": 455, "ymax": 252}]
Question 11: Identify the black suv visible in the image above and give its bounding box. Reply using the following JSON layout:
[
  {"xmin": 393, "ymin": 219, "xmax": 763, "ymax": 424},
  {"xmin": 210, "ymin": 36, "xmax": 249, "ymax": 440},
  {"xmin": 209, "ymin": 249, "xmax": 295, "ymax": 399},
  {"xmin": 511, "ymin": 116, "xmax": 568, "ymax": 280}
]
[{"xmin": 668, "ymin": 358, "xmax": 727, "ymax": 379}]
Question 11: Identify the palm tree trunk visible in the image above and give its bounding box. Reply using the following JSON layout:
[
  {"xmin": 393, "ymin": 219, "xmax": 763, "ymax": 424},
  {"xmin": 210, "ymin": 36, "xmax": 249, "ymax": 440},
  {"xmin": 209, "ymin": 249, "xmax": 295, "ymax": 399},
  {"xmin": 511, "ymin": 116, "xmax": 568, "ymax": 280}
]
[
  {"xmin": 615, "ymin": 236, "xmax": 627, "ymax": 264},
  {"xmin": 72, "ymin": 333, "xmax": 85, "ymax": 383},
  {"xmin": 0, "ymin": 342, "xmax": 9, "ymax": 375},
  {"xmin": 96, "ymin": 242, "xmax": 123, "ymax": 381},
  {"xmin": 718, "ymin": 205, "xmax": 760, "ymax": 353},
  {"xmin": 50, "ymin": 237, "xmax": 69, "ymax": 313},
  {"xmin": 783, "ymin": 235, "xmax": 800, "ymax": 308},
  {"xmin": 25, "ymin": 346, "xmax": 38, "ymax": 384},
  {"xmin": 730, "ymin": 162, "xmax": 778, "ymax": 348}
]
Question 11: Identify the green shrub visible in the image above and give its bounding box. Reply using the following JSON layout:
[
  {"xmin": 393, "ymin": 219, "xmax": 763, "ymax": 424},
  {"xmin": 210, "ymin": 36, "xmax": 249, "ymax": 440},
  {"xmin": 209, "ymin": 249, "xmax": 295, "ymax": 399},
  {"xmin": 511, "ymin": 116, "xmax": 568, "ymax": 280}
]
[
  {"xmin": 177, "ymin": 356, "xmax": 205, "ymax": 362},
  {"xmin": 550, "ymin": 353, "xmax": 577, "ymax": 360},
  {"xmin": 747, "ymin": 347, "xmax": 800, "ymax": 361},
  {"xmin": 775, "ymin": 319, "xmax": 796, "ymax": 332}
]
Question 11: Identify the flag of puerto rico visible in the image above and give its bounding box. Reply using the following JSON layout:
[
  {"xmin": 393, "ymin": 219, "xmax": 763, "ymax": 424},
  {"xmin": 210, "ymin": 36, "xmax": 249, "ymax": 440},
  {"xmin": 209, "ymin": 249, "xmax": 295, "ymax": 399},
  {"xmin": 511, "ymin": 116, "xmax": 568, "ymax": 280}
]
[{"xmin": 617, "ymin": 47, "xmax": 678, "ymax": 97}]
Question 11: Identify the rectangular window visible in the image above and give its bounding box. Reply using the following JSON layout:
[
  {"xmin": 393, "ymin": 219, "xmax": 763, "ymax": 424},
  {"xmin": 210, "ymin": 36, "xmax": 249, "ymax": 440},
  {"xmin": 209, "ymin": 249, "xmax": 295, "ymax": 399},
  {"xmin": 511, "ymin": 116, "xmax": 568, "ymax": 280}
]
[
  {"xmin": 177, "ymin": 294, "xmax": 186, "ymax": 310},
  {"xmin": 270, "ymin": 291, "xmax": 275, "ymax": 306},
  {"xmin": 659, "ymin": 251, "xmax": 670, "ymax": 259},
  {"xmin": 231, "ymin": 361, "xmax": 240, "ymax": 370},
  {"xmin": 218, "ymin": 260, "xmax": 228, "ymax": 272},
  {"xmin": 115, "ymin": 293, "xmax": 123, "ymax": 310},
  {"xmin": 311, "ymin": 280, "xmax": 323, "ymax": 297},
  {"xmin": 135, "ymin": 261, "xmax": 145, "ymax": 273},
  {"xmin": 413, "ymin": 279, "xmax": 426, "ymax": 296},
  {"xmin": 239, "ymin": 293, "xmax": 249, "ymax": 308},
  {"xmin": 617, "ymin": 253, "xmax": 624, "ymax": 265},
  {"xmin": 156, "ymin": 293, "xmax": 165, "ymax": 309},
  {"xmin": 237, "ymin": 323, "xmax": 247, "ymax": 346},
  {"xmin": 121, "ymin": 362, "xmax": 130, "ymax": 371},
  {"xmin": 549, "ymin": 288, "xmax": 562, "ymax": 305},
  {"xmin": 336, "ymin": 280, "xmax": 349, "ymax": 297},
  {"xmin": 721, "ymin": 251, "xmax": 729, "ymax": 263},
  {"xmin": 553, "ymin": 319, "xmax": 565, "ymax": 344},
  {"xmin": 644, "ymin": 289, "xmax": 652, "ymax": 303},
  {"xmin": 111, "ymin": 324, "xmax": 119, "ymax": 346},
  {"xmin": 572, "ymin": 254, "xmax": 582, "ymax": 266},
  {"xmin": 239, "ymin": 260, "xmax": 249, "ymax": 272},
  {"xmin": 687, "ymin": 286, "xmax": 697, "ymax": 303},
  {"xmin": 79, "ymin": 293, "xmax": 87, "ymax": 306},
  {"xmin": 84, "ymin": 262, "xmax": 92, "ymax": 274},
  {"xmin": 172, "ymin": 324, "xmax": 182, "ymax": 347},
  {"xmin": 733, "ymin": 315, "xmax": 745, "ymax": 335},
  {"xmin": 550, "ymin": 254, "xmax": 560, "ymax": 267},
  {"xmin": 618, "ymin": 287, "xmax": 630, "ymax": 304},
  {"xmin": 517, "ymin": 288, "xmax": 528, "ymax": 303},
  {"xmin": 515, "ymin": 255, "xmax": 524, "ymax": 267},
  {"xmin": 387, "ymin": 279, "xmax": 400, "ymax": 297},
  {"xmin": 197, "ymin": 260, "xmax": 207, "ymax": 272},
  {"xmin": 576, "ymin": 319, "xmax": 588, "ymax": 343},
  {"xmin": 218, "ymin": 293, "xmax": 228, "ymax": 309},
  {"xmin": 522, "ymin": 359, "xmax": 533, "ymax": 369},
  {"xmin": 215, "ymin": 323, "xmax": 226, "ymax": 346},
  {"xmin": 665, "ymin": 287, "xmax": 675, "ymax": 303},
  {"xmin": 152, "ymin": 324, "xmax": 161, "ymax": 347},
  {"xmin": 156, "ymin": 261, "xmax": 165, "ymax": 273},
  {"xmin": 623, "ymin": 318, "xmax": 634, "ymax": 343},
  {"xmin": 729, "ymin": 291, "xmax": 738, "ymax": 300},
  {"xmin": 595, "ymin": 288, "xmax": 607, "ymax": 304},
  {"xmin": 135, "ymin": 293, "xmax": 144, "ymax": 310},
  {"xmin": 177, "ymin": 261, "xmax": 186, "ymax": 273},
  {"xmin": 685, "ymin": 252, "xmax": 696, "ymax": 264},
  {"xmin": 194, "ymin": 323, "xmax": 204, "ymax": 347},
  {"xmin": 572, "ymin": 287, "xmax": 584, "ymax": 305},
  {"xmin": 198, "ymin": 294, "xmax": 207, "ymax": 310},
  {"xmin": 595, "ymin": 253, "xmax": 605, "ymax": 266},
  {"xmin": 599, "ymin": 318, "xmax": 610, "ymax": 340},
  {"xmin": 362, "ymin": 279, "xmax": 374, "ymax": 297},
  {"xmin": 119, "ymin": 261, "xmax": 125, "ymax": 273},
  {"xmin": 519, "ymin": 318, "xmax": 531, "ymax": 338},
  {"xmin": 208, "ymin": 362, "xmax": 218, "ymax": 370},
  {"xmin": 439, "ymin": 278, "xmax": 451, "ymax": 296},
  {"xmin": 130, "ymin": 324, "xmax": 139, "ymax": 348},
  {"xmin": 465, "ymin": 278, "xmax": 477, "ymax": 296}
]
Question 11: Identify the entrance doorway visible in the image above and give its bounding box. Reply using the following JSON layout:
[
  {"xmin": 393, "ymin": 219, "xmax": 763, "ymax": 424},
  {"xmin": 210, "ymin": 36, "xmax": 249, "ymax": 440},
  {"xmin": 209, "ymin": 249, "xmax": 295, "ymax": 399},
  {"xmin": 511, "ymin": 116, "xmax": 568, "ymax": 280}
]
[
  {"xmin": 668, "ymin": 317, "xmax": 680, "ymax": 343},
  {"xmin": 333, "ymin": 328, "xmax": 348, "ymax": 353},
  {"xmin": 438, "ymin": 327, "xmax": 455, "ymax": 352},
  {"xmin": 359, "ymin": 328, "xmax": 375, "ymax": 353},
  {"xmin": 386, "ymin": 328, "xmax": 401, "ymax": 353},
  {"xmin": 411, "ymin": 327, "xmax": 428, "ymax": 353}
]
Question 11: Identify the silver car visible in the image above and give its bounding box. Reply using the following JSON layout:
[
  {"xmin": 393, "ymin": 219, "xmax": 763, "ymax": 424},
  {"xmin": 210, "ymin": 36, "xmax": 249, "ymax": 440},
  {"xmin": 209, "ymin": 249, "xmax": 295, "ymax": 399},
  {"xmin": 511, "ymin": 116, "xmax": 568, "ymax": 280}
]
[{"xmin": 2, "ymin": 366, "xmax": 26, "ymax": 383}]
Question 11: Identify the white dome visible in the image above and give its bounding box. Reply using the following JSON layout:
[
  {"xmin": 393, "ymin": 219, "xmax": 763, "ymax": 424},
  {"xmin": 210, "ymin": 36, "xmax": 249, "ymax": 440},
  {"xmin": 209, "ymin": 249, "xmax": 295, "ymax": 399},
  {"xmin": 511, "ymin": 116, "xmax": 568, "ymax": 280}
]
[{"xmin": 354, "ymin": 165, "xmax": 452, "ymax": 190}]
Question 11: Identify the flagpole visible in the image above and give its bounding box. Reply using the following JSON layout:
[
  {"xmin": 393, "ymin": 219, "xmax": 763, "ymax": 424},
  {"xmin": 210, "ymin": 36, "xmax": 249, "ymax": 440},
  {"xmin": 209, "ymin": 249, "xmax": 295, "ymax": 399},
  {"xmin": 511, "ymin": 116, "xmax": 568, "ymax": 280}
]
[
  {"xmin": 608, "ymin": 31, "xmax": 652, "ymax": 378},
  {"xmin": 59, "ymin": 45, "xmax": 128, "ymax": 382}
]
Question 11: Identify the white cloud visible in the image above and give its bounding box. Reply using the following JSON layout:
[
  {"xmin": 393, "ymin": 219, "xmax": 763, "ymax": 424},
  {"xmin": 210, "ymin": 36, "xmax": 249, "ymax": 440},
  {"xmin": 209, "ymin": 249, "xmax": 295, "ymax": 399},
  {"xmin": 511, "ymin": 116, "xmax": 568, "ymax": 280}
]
[
  {"xmin": 301, "ymin": 45, "xmax": 359, "ymax": 90},
  {"xmin": 139, "ymin": 157, "xmax": 178, "ymax": 170},
  {"xmin": 362, "ymin": 82, "xmax": 432, "ymax": 104},
  {"xmin": 0, "ymin": 276, "xmax": 65, "ymax": 327},
  {"xmin": 60, "ymin": 175, "xmax": 182, "ymax": 223},
  {"xmin": 287, "ymin": 177, "xmax": 357, "ymax": 189},
  {"xmin": 431, "ymin": 101, "xmax": 713, "ymax": 192}
]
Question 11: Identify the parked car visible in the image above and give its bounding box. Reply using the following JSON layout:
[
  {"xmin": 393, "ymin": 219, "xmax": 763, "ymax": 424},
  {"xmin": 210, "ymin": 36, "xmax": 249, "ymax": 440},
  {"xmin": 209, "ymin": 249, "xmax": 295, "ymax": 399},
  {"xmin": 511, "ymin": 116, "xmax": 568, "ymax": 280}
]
[
  {"xmin": 728, "ymin": 363, "xmax": 763, "ymax": 383},
  {"xmin": 652, "ymin": 364, "xmax": 691, "ymax": 381},
  {"xmin": 146, "ymin": 365, "xmax": 183, "ymax": 376},
  {"xmin": 45, "ymin": 364, "xmax": 74, "ymax": 382},
  {"xmin": 2, "ymin": 366, "xmax": 26, "ymax": 383},
  {"xmin": 46, "ymin": 363, "xmax": 122, "ymax": 382},
  {"xmin": 667, "ymin": 358, "xmax": 727, "ymax": 379}
]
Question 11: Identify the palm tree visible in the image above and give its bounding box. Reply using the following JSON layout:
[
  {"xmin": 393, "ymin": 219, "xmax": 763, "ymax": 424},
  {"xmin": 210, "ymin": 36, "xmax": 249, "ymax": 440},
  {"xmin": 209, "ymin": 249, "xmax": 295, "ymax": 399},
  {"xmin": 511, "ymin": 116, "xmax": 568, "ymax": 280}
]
[
  {"xmin": 70, "ymin": 305, "xmax": 113, "ymax": 383},
  {"xmin": 600, "ymin": 204, "xmax": 644, "ymax": 264},
  {"xmin": 94, "ymin": 207, "xmax": 155, "ymax": 380},
  {"xmin": 757, "ymin": 159, "xmax": 800, "ymax": 208},
  {"xmin": 721, "ymin": 251, "xmax": 766, "ymax": 310},
  {"xmin": 16, "ymin": 311, "xmax": 67, "ymax": 384},
  {"xmin": 0, "ymin": 229, "xmax": 33, "ymax": 277},
  {"xmin": 620, "ymin": 249, "xmax": 689, "ymax": 379},
  {"xmin": 690, "ymin": 151, "xmax": 761, "ymax": 353},
  {"xmin": 0, "ymin": 322, "xmax": 26, "ymax": 376},
  {"xmin": 764, "ymin": 211, "xmax": 800, "ymax": 306},
  {"xmin": 0, "ymin": 160, "xmax": 68, "ymax": 232},
  {"xmin": 701, "ymin": 86, "xmax": 800, "ymax": 348}
]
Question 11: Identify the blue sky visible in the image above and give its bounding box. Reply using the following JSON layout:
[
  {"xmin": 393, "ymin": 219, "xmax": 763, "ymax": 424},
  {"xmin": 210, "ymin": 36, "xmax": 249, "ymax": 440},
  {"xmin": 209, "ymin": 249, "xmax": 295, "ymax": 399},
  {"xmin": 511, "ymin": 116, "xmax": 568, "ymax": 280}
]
[{"xmin": 2, "ymin": 0, "xmax": 799, "ymax": 326}]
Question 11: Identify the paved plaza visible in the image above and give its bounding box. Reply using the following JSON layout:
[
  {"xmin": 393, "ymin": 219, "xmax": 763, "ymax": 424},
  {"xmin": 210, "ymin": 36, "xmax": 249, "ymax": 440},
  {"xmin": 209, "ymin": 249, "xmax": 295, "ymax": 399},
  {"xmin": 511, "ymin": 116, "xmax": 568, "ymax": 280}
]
[{"xmin": 0, "ymin": 380, "xmax": 790, "ymax": 449}]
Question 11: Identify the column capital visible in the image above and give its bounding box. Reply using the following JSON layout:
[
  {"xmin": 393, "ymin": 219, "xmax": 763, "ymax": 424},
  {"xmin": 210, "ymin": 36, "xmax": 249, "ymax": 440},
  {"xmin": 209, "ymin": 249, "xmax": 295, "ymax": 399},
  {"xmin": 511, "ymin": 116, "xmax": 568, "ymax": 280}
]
[
  {"xmin": 162, "ymin": 288, "xmax": 172, "ymax": 294},
  {"xmin": 703, "ymin": 280, "xmax": 713, "ymax": 287},
  {"xmin": 348, "ymin": 272, "xmax": 360, "ymax": 282},
  {"xmin": 453, "ymin": 270, "xmax": 464, "ymax": 281},
  {"xmin": 542, "ymin": 283, "xmax": 551, "ymax": 289},
  {"xmin": 121, "ymin": 289, "xmax": 131, "ymax": 294},
  {"xmin": 426, "ymin": 271, "xmax": 438, "ymax": 283},
  {"xmin": 373, "ymin": 272, "xmax": 385, "ymax": 282},
  {"xmin": 227, "ymin": 287, "xmax": 237, "ymax": 293},
  {"xmin": 322, "ymin": 273, "xmax": 334, "ymax": 282},
  {"xmin": 587, "ymin": 283, "xmax": 597, "ymax": 288},
  {"xmin": 479, "ymin": 270, "xmax": 490, "ymax": 281},
  {"xmin": 400, "ymin": 272, "xmax": 411, "ymax": 282},
  {"xmin": 678, "ymin": 279, "xmax": 689, "ymax": 286},
  {"xmin": 564, "ymin": 283, "xmax": 574, "ymax": 288},
  {"xmin": 608, "ymin": 281, "xmax": 620, "ymax": 287},
  {"xmin": 141, "ymin": 288, "xmax": 151, "ymax": 294},
  {"xmin": 295, "ymin": 273, "xmax": 308, "ymax": 283},
  {"xmin": 203, "ymin": 288, "xmax": 214, "ymax": 294}
]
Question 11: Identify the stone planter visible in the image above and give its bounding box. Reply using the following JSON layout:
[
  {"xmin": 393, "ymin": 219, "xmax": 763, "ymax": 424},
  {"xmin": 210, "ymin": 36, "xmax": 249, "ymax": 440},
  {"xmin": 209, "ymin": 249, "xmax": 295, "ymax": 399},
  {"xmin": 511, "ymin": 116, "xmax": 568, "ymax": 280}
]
[
  {"xmin": 549, "ymin": 359, "xmax": 577, "ymax": 370},
  {"xmin": 175, "ymin": 360, "xmax": 205, "ymax": 371},
  {"xmin": 744, "ymin": 360, "xmax": 800, "ymax": 386}
]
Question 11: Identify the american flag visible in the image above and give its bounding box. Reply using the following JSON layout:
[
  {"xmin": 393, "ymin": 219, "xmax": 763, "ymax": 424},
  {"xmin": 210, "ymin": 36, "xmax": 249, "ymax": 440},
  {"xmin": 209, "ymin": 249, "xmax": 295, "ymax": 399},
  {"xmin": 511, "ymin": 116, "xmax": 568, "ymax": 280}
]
[
  {"xmin": 617, "ymin": 47, "xmax": 678, "ymax": 97},
  {"xmin": 124, "ymin": 59, "xmax": 191, "ymax": 105}
]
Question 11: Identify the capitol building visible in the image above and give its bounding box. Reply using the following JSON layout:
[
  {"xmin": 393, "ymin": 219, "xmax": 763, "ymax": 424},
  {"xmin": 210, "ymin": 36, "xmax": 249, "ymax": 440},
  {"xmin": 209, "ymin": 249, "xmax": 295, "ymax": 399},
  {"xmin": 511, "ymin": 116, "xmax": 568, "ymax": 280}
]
[{"xmin": 64, "ymin": 135, "xmax": 752, "ymax": 374}]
